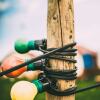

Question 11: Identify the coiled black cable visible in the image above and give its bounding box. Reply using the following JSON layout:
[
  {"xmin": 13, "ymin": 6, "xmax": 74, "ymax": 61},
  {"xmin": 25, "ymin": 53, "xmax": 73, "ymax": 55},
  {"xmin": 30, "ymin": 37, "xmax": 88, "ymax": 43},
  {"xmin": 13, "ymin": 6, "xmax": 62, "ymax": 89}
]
[{"xmin": 39, "ymin": 42, "xmax": 77, "ymax": 96}]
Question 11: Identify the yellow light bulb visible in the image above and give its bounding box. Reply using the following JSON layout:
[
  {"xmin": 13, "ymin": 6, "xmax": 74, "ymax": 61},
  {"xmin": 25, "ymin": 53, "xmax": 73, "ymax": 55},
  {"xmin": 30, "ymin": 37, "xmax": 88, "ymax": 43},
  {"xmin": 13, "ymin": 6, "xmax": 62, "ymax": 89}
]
[{"xmin": 10, "ymin": 81, "xmax": 38, "ymax": 100}]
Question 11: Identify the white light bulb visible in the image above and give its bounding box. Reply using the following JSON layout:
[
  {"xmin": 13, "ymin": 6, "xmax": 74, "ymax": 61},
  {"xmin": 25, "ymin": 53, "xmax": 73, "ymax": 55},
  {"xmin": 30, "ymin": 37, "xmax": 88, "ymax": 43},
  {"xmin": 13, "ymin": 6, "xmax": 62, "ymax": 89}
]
[{"xmin": 10, "ymin": 81, "xmax": 38, "ymax": 100}]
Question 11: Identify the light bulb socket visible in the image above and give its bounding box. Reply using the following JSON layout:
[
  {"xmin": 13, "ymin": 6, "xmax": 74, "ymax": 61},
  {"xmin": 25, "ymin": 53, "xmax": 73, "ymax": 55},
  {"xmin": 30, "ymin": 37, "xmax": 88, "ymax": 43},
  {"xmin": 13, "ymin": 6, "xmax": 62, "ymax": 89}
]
[
  {"xmin": 28, "ymin": 39, "xmax": 47, "ymax": 50},
  {"xmin": 27, "ymin": 60, "xmax": 45, "ymax": 71},
  {"xmin": 32, "ymin": 80, "xmax": 43, "ymax": 93},
  {"xmin": 32, "ymin": 73, "xmax": 51, "ymax": 93},
  {"xmin": 34, "ymin": 39, "xmax": 47, "ymax": 50},
  {"xmin": 27, "ymin": 63, "xmax": 35, "ymax": 71}
]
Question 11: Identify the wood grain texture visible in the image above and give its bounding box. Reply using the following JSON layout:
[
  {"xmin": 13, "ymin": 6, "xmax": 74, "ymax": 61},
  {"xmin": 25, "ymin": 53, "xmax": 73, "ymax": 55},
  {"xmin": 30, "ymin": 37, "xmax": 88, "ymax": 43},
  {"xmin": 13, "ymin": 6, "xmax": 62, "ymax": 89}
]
[{"xmin": 46, "ymin": 0, "xmax": 75, "ymax": 100}]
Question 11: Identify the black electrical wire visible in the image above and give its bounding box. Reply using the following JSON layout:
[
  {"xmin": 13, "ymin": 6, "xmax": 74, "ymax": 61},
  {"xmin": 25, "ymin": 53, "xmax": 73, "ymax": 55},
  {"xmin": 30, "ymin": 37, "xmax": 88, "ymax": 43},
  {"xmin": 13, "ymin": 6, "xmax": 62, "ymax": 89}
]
[
  {"xmin": 41, "ymin": 42, "xmax": 77, "ymax": 96},
  {"xmin": 75, "ymin": 83, "xmax": 100, "ymax": 94},
  {"xmin": 39, "ymin": 46, "xmax": 77, "ymax": 53},
  {"xmin": 44, "ymin": 67, "xmax": 77, "ymax": 80},
  {"xmin": 46, "ymin": 83, "xmax": 100, "ymax": 96},
  {"xmin": 47, "ymin": 56, "xmax": 77, "ymax": 63},
  {"xmin": 47, "ymin": 86, "xmax": 77, "ymax": 96},
  {"xmin": 39, "ymin": 42, "xmax": 100, "ymax": 96},
  {"xmin": 54, "ymin": 52, "xmax": 77, "ymax": 56},
  {"xmin": 38, "ymin": 73, "xmax": 100, "ymax": 96},
  {"xmin": 38, "ymin": 73, "xmax": 77, "ymax": 96},
  {"xmin": 41, "ymin": 42, "xmax": 100, "ymax": 96}
]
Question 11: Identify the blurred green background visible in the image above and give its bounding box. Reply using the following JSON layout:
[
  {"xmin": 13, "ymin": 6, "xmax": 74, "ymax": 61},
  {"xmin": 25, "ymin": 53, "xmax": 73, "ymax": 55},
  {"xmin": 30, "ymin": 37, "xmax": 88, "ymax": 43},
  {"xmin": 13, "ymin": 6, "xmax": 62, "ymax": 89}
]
[{"xmin": 0, "ymin": 77, "xmax": 100, "ymax": 100}]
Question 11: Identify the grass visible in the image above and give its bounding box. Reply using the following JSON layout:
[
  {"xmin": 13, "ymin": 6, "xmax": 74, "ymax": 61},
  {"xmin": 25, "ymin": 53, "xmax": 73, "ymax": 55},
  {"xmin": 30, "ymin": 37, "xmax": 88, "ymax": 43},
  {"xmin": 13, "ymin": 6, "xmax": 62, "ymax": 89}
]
[{"xmin": 0, "ymin": 78, "xmax": 100, "ymax": 100}]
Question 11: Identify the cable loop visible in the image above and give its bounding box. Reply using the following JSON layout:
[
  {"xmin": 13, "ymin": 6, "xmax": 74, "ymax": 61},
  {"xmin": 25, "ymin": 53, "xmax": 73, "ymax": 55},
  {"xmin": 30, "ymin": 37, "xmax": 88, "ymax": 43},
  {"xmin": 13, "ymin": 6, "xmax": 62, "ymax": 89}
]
[{"xmin": 39, "ymin": 42, "xmax": 77, "ymax": 96}]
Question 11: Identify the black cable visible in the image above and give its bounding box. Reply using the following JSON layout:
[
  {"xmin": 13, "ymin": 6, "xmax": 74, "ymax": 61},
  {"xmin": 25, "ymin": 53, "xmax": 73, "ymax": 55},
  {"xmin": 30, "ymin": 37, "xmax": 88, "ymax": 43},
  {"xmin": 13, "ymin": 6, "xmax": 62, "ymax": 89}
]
[
  {"xmin": 46, "ymin": 82, "xmax": 100, "ymax": 96},
  {"xmin": 39, "ymin": 46, "xmax": 77, "ymax": 53},
  {"xmin": 54, "ymin": 52, "xmax": 77, "ymax": 56},
  {"xmin": 47, "ymin": 56, "xmax": 77, "ymax": 63},
  {"xmin": 39, "ymin": 43, "xmax": 100, "ymax": 96},
  {"xmin": 38, "ymin": 73, "xmax": 100, "ymax": 96},
  {"xmin": 41, "ymin": 42, "xmax": 77, "ymax": 96},
  {"xmin": 44, "ymin": 67, "xmax": 77, "ymax": 80},
  {"xmin": 38, "ymin": 73, "xmax": 77, "ymax": 96},
  {"xmin": 75, "ymin": 83, "xmax": 100, "ymax": 94},
  {"xmin": 47, "ymin": 86, "xmax": 77, "ymax": 96}
]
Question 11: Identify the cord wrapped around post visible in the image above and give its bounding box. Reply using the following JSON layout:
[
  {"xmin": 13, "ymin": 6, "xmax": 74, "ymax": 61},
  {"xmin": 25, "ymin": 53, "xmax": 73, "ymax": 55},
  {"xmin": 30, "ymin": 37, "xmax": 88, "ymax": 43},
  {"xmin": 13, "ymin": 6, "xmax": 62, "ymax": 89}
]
[{"xmin": 41, "ymin": 42, "xmax": 77, "ymax": 96}]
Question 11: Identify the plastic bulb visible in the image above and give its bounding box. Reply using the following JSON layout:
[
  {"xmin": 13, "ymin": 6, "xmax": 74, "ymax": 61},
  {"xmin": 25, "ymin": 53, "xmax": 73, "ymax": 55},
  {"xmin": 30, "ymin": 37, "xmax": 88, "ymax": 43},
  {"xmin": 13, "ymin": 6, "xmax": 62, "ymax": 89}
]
[
  {"xmin": 1, "ymin": 53, "xmax": 27, "ymax": 78},
  {"xmin": 11, "ymin": 81, "xmax": 38, "ymax": 100},
  {"xmin": 15, "ymin": 39, "xmax": 32, "ymax": 54}
]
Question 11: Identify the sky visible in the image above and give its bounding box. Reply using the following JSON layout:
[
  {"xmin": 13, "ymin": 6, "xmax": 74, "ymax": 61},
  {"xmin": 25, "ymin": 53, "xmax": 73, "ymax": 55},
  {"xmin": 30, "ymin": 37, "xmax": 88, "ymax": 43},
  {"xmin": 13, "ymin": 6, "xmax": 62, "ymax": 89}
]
[{"xmin": 0, "ymin": 0, "xmax": 100, "ymax": 61}]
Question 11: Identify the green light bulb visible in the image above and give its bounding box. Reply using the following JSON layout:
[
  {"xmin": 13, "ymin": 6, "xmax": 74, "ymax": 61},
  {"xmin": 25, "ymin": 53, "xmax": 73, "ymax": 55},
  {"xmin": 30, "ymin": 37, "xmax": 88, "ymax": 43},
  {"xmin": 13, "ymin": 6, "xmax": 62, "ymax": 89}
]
[{"xmin": 15, "ymin": 39, "xmax": 30, "ymax": 54}]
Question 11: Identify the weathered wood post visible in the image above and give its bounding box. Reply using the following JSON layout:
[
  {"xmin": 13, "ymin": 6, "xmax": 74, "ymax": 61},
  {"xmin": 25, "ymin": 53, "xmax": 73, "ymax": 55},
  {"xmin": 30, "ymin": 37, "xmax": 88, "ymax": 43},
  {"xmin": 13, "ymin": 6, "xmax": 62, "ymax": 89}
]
[{"xmin": 46, "ymin": 0, "xmax": 75, "ymax": 100}]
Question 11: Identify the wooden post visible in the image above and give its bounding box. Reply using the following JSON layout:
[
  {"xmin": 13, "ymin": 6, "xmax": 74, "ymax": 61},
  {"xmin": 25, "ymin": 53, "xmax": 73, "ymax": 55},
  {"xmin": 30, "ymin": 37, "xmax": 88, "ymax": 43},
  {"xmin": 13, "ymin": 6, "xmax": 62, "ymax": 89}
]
[{"xmin": 46, "ymin": 0, "xmax": 75, "ymax": 100}]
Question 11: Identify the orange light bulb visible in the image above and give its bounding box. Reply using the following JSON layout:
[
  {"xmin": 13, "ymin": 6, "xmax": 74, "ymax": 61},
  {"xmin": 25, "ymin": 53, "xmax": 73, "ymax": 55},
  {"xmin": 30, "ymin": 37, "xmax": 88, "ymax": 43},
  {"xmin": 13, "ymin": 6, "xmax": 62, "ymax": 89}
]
[{"xmin": 1, "ymin": 53, "xmax": 27, "ymax": 78}]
